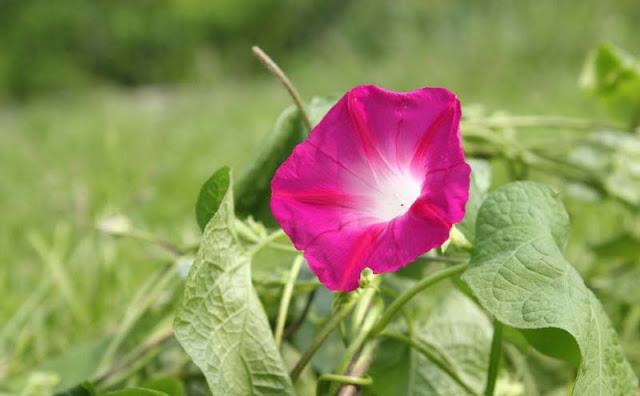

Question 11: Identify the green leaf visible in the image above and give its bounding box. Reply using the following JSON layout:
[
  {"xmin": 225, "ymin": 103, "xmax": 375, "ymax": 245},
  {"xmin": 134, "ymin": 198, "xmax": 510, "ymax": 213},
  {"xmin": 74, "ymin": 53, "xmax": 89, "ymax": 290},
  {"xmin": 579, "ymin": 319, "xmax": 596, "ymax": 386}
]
[
  {"xmin": 409, "ymin": 290, "xmax": 492, "ymax": 395},
  {"xmin": 234, "ymin": 106, "xmax": 301, "ymax": 224},
  {"xmin": 592, "ymin": 265, "xmax": 640, "ymax": 305},
  {"xmin": 457, "ymin": 158, "xmax": 491, "ymax": 243},
  {"xmin": 175, "ymin": 172, "xmax": 294, "ymax": 395},
  {"xmin": 306, "ymin": 97, "xmax": 336, "ymax": 128},
  {"xmin": 569, "ymin": 131, "xmax": 640, "ymax": 207},
  {"xmin": 291, "ymin": 288, "xmax": 347, "ymax": 374},
  {"xmin": 367, "ymin": 290, "xmax": 492, "ymax": 396},
  {"xmin": 365, "ymin": 337, "xmax": 411, "ymax": 396},
  {"xmin": 234, "ymin": 98, "xmax": 336, "ymax": 224},
  {"xmin": 591, "ymin": 233, "xmax": 640, "ymax": 261},
  {"xmin": 461, "ymin": 181, "xmax": 637, "ymax": 395},
  {"xmin": 53, "ymin": 381, "xmax": 96, "ymax": 396},
  {"xmin": 104, "ymin": 388, "xmax": 168, "ymax": 396},
  {"xmin": 38, "ymin": 336, "xmax": 112, "ymax": 392},
  {"xmin": 580, "ymin": 42, "xmax": 640, "ymax": 127},
  {"xmin": 195, "ymin": 166, "xmax": 231, "ymax": 232},
  {"xmin": 280, "ymin": 342, "xmax": 317, "ymax": 396},
  {"xmin": 139, "ymin": 378, "xmax": 185, "ymax": 396}
]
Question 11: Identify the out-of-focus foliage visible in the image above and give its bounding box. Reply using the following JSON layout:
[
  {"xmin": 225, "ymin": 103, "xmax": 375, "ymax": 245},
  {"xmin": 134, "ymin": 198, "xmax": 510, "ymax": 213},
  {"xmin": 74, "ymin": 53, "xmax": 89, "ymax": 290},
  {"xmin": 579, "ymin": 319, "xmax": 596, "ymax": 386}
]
[
  {"xmin": 0, "ymin": 0, "xmax": 348, "ymax": 98},
  {"xmin": 2, "ymin": 1, "xmax": 640, "ymax": 395},
  {"xmin": 3, "ymin": 0, "xmax": 640, "ymax": 101},
  {"xmin": 580, "ymin": 42, "xmax": 640, "ymax": 128}
]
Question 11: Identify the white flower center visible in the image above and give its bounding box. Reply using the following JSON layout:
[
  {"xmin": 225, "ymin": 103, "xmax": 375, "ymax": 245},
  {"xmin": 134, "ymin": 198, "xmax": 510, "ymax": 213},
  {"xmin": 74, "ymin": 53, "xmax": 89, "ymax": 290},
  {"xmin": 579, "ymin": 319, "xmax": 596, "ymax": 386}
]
[{"xmin": 373, "ymin": 172, "xmax": 422, "ymax": 221}]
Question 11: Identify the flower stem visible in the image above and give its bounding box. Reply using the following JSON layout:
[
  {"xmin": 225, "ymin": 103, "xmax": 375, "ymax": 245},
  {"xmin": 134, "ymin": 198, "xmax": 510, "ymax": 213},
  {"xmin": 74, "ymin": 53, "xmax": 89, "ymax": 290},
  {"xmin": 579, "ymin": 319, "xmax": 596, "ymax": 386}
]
[
  {"xmin": 316, "ymin": 374, "xmax": 372, "ymax": 396},
  {"xmin": 337, "ymin": 341, "xmax": 377, "ymax": 396},
  {"xmin": 382, "ymin": 331, "xmax": 478, "ymax": 395},
  {"xmin": 484, "ymin": 320, "xmax": 503, "ymax": 396},
  {"xmin": 369, "ymin": 263, "xmax": 468, "ymax": 337},
  {"xmin": 248, "ymin": 228, "xmax": 288, "ymax": 257},
  {"xmin": 251, "ymin": 46, "xmax": 313, "ymax": 132},
  {"xmin": 274, "ymin": 255, "xmax": 304, "ymax": 347},
  {"xmin": 330, "ymin": 295, "xmax": 382, "ymax": 394},
  {"xmin": 417, "ymin": 255, "xmax": 466, "ymax": 264},
  {"xmin": 269, "ymin": 242, "xmax": 299, "ymax": 253},
  {"xmin": 290, "ymin": 294, "xmax": 360, "ymax": 382}
]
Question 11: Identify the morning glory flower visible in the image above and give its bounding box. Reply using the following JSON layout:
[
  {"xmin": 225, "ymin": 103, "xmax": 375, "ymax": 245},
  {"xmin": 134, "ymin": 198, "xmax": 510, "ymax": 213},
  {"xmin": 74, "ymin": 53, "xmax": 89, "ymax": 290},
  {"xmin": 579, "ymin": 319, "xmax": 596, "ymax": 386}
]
[{"xmin": 271, "ymin": 85, "xmax": 470, "ymax": 291}]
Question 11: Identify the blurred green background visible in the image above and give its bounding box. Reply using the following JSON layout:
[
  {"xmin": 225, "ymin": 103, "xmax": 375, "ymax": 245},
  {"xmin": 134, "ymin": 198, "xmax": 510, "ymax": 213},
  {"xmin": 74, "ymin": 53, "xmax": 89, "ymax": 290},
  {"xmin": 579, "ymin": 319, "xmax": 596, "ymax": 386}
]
[{"xmin": 1, "ymin": 0, "xmax": 639, "ymax": 392}]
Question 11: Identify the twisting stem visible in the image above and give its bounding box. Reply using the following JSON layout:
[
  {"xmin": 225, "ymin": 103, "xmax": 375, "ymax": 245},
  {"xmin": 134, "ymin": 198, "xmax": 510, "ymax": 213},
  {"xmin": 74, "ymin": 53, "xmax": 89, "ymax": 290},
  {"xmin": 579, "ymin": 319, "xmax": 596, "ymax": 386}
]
[
  {"xmin": 331, "ymin": 276, "xmax": 381, "ymax": 395},
  {"xmin": 290, "ymin": 295, "xmax": 360, "ymax": 382},
  {"xmin": 317, "ymin": 374, "xmax": 372, "ymax": 396},
  {"xmin": 330, "ymin": 297, "xmax": 381, "ymax": 394},
  {"xmin": 274, "ymin": 255, "xmax": 304, "ymax": 347},
  {"xmin": 338, "ymin": 341, "xmax": 378, "ymax": 396},
  {"xmin": 369, "ymin": 264, "xmax": 468, "ymax": 337},
  {"xmin": 251, "ymin": 46, "xmax": 313, "ymax": 132},
  {"xmin": 484, "ymin": 320, "xmax": 503, "ymax": 396}
]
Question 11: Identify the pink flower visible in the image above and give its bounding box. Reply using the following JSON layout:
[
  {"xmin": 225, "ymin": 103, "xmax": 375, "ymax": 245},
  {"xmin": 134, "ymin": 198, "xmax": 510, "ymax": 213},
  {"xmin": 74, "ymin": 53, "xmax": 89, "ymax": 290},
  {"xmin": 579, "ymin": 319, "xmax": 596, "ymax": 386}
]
[{"xmin": 271, "ymin": 85, "xmax": 470, "ymax": 291}]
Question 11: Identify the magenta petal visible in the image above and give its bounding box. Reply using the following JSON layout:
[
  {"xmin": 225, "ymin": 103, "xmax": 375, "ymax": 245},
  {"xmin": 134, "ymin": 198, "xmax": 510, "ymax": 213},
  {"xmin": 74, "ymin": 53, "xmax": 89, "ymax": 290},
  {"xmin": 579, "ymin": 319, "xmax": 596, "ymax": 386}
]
[
  {"xmin": 271, "ymin": 85, "xmax": 470, "ymax": 291},
  {"xmin": 421, "ymin": 162, "xmax": 471, "ymax": 224},
  {"xmin": 305, "ymin": 207, "xmax": 452, "ymax": 291},
  {"xmin": 304, "ymin": 224, "xmax": 385, "ymax": 291}
]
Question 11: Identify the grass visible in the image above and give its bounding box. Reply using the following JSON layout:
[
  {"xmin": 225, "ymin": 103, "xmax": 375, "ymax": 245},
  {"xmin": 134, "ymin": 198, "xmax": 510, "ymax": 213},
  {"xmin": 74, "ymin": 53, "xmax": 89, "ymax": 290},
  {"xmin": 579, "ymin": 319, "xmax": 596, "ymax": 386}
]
[{"xmin": 1, "ymin": 0, "xmax": 639, "ymax": 389}]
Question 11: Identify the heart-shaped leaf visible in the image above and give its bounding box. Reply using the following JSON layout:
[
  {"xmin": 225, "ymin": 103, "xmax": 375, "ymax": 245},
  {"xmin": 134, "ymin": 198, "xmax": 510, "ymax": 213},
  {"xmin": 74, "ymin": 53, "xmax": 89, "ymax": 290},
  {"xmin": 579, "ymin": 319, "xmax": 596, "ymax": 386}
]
[{"xmin": 462, "ymin": 182, "xmax": 637, "ymax": 395}]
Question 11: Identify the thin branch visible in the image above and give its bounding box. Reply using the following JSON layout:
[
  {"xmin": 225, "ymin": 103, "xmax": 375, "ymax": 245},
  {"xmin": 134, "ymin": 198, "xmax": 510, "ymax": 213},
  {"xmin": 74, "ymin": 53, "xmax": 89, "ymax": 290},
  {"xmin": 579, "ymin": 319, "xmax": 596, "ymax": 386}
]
[
  {"xmin": 484, "ymin": 320, "xmax": 503, "ymax": 396},
  {"xmin": 317, "ymin": 373, "xmax": 372, "ymax": 396},
  {"xmin": 417, "ymin": 255, "xmax": 466, "ymax": 264},
  {"xmin": 369, "ymin": 263, "xmax": 468, "ymax": 337},
  {"xmin": 274, "ymin": 255, "xmax": 304, "ymax": 347},
  {"xmin": 290, "ymin": 294, "xmax": 360, "ymax": 382},
  {"xmin": 94, "ymin": 325, "xmax": 174, "ymax": 385},
  {"xmin": 283, "ymin": 289, "xmax": 317, "ymax": 339},
  {"xmin": 338, "ymin": 341, "xmax": 378, "ymax": 396},
  {"xmin": 251, "ymin": 46, "xmax": 313, "ymax": 132},
  {"xmin": 248, "ymin": 228, "xmax": 287, "ymax": 257}
]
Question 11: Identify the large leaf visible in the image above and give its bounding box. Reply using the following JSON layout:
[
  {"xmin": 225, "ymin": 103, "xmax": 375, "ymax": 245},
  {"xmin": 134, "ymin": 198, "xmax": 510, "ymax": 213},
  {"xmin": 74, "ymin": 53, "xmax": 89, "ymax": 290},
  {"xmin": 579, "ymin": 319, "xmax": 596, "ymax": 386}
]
[
  {"xmin": 367, "ymin": 290, "xmax": 492, "ymax": 396},
  {"xmin": 461, "ymin": 182, "xmax": 637, "ymax": 395},
  {"xmin": 174, "ymin": 173, "xmax": 294, "ymax": 395},
  {"xmin": 580, "ymin": 42, "xmax": 640, "ymax": 128},
  {"xmin": 195, "ymin": 166, "xmax": 231, "ymax": 232}
]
